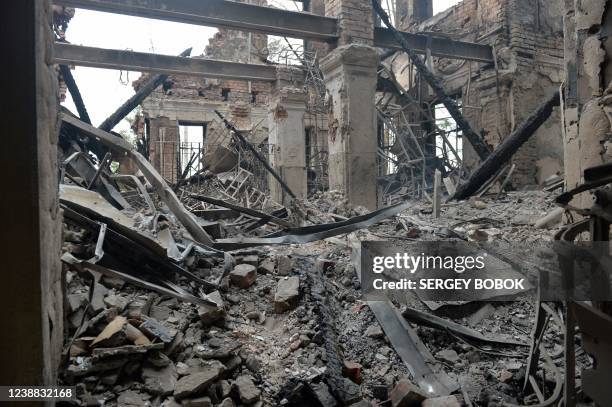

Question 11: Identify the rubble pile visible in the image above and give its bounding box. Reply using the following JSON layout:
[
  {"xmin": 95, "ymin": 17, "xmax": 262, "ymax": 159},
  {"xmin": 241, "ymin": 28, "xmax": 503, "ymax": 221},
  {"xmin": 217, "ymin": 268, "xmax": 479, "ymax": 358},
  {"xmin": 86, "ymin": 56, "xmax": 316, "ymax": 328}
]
[{"xmin": 57, "ymin": 97, "xmax": 594, "ymax": 407}]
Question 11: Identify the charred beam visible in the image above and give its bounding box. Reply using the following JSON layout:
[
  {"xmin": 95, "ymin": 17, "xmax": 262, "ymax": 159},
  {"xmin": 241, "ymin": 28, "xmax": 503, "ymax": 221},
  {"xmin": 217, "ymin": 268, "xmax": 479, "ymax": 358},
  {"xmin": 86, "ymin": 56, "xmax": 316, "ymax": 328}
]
[
  {"xmin": 59, "ymin": 64, "xmax": 91, "ymax": 124},
  {"xmin": 53, "ymin": 43, "xmax": 278, "ymax": 82},
  {"xmin": 98, "ymin": 47, "xmax": 192, "ymax": 132},
  {"xmin": 372, "ymin": 0, "xmax": 492, "ymax": 161},
  {"xmin": 453, "ymin": 89, "xmax": 560, "ymax": 200}
]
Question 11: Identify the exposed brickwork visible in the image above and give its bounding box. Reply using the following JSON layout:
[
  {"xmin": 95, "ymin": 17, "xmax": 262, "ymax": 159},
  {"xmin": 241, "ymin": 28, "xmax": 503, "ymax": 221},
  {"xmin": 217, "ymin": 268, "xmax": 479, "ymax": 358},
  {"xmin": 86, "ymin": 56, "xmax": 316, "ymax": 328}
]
[
  {"xmin": 403, "ymin": 0, "xmax": 565, "ymax": 186},
  {"xmin": 325, "ymin": 0, "xmax": 374, "ymax": 46}
]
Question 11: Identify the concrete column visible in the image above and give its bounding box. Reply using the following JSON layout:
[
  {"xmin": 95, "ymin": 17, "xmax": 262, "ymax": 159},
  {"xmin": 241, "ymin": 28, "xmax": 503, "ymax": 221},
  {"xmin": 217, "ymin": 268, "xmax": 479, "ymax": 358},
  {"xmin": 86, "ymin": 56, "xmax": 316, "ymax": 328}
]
[
  {"xmin": 268, "ymin": 69, "xmax": 308, "ymax": 204},
  {"xmin": 1, "ymin": 0, "xmax": 63, "ymax": 386},
  {"xmin": 321, "ymin": 45, "xmax": 380, "ymax": 210}
]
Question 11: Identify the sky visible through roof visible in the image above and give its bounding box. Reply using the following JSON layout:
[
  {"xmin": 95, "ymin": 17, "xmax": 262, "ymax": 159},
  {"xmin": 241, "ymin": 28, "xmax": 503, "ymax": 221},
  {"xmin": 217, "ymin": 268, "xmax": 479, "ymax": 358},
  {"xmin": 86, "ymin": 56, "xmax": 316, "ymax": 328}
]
[{"xmin": 62, "ymin": 0, "xmax": 462, "ymax": 134}]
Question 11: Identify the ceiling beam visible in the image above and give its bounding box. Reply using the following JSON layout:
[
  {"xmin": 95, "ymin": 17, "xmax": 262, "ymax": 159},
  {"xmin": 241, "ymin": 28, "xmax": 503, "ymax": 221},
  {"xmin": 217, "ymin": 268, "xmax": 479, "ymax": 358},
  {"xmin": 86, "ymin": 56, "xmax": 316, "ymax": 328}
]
[
  {"xmin": 53, "ymin": 0, "xmax": 338, "ymax": 41},
  {"xmin": 53, "ymin": 43, "xmax": 279, "ymax": 82},
  {"xmin": 374, "ymin": 27, "xmax": 494, "ymax": 63}
]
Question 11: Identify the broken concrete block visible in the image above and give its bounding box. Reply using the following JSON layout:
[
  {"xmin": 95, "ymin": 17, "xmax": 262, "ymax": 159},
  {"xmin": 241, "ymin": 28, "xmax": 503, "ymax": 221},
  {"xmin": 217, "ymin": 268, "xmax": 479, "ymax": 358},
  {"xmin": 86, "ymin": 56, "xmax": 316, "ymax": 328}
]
[
  {"xmin": 174, "ymin": 365, "xmax": 224, "ymax": 400},
  {"xmin": 421, "ymin": 396, "xmax": 461, "ymax": 407},
  {"xmin": 142, "ymin": 361, "xmax": 177, "ymax": 396},
  {"xmin": 140, "ymin": 317, "xmax": 174, "ymax": 343},
  {"xmin": 390, "ymin": 380, "xmax": 427, "ymax": 407},
  {"xmin": 258, "ymin": 257, "xmax": 275, "ymax": 274},
  {"xmin": 274, "ymin": 276, "xmax": 300, "ymax": 313},
  {"xmin": 343, "ymin": 360, "xmax": 363, "ymax": 384},
  {"xmin": 198, "ymin": 291, "xmax": 226, "ymax": 326},
  {"xmin": 90, "ymin": 282, "xmax": 109, "ymax": 314},
  {"xmin": 182, "ymin": 396, "xmax": 213, "ymax": 407},
  {"xmin": 233, "ymin": 375, "xmax": 261, "ymax": 404},
  {"xmin": 67, "ymin": 292, "xmax": 88, "ymax": 313},
  {"xmin": 365, "ymin": 324, "xmax": 384, "ymax": 339},
  {"xmin": 276, "ymin": 255, "xmax": 293, "ymax": 276},
  {"xmin": 91, "ymin": 316, "xmax": 128, "ymax": 348},
  {"xmin": 229, "ymin": 264, "xmax": 257, "ymax": 289}
]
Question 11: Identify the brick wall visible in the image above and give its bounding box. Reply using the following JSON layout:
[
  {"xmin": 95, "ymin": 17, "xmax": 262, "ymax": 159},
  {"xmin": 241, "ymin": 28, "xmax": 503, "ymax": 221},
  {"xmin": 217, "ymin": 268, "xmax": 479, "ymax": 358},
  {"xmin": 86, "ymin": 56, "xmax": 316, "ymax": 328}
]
[{"xmin": 409, "ymin": 0, "xmax": 564, "ymax": 186}]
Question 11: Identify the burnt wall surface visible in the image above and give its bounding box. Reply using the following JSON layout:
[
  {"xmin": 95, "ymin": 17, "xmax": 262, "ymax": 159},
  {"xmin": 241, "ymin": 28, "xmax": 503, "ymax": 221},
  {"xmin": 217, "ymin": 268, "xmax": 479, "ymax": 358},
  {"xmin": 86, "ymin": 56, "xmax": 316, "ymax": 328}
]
[
  {"xmin": 563, "ymin": 0, "xmax": 612, "ymax": 209},
  {"xmin": 400, "ymin": 0, "xmax": 565, "ymax": 186},
  {"xmin": 134, "ymin": 0, "xmax": 275, "ymax": 176}
]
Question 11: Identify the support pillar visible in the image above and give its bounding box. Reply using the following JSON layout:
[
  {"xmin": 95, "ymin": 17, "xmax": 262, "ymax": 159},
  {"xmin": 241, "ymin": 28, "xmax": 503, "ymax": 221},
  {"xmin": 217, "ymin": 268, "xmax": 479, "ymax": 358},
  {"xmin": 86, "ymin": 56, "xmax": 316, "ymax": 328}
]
[
  {"xmin": 268, "ymin": 68, "xmax": 308, "ymax": 204},
  {"xmin": 321, "ymin": 45, "xmax": 380, "ymax": 210}
]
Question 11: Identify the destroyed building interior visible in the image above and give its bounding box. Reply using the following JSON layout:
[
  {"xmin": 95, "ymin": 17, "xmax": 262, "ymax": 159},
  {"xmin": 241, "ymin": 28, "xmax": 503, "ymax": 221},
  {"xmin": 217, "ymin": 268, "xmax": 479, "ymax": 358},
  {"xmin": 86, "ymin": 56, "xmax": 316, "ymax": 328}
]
[{"xmin": 4, "ymin": 0, "xmax": 612, "ymax": 405}]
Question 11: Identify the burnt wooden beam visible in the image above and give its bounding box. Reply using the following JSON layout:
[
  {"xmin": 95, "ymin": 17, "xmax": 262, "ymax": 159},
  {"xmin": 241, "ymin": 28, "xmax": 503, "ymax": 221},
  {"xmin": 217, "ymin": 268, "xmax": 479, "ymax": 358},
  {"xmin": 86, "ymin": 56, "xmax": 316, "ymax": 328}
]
[
  {"xmin": 59, "ymin": 64, "xmax": 92, "ymax": 124},
  {"xmin": 98, "ymin": 47, "xmax": 192, "ymax": 132},
  {"xmin": 452, "ymin": 89, "xmax": 560, "ymax": 200}
]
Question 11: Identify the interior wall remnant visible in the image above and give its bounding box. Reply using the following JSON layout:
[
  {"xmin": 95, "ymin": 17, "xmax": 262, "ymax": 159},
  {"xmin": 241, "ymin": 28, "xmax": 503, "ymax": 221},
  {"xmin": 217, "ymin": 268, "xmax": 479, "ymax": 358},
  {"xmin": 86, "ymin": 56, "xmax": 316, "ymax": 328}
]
[
  {"xmin": 563, "ymin": 0, "xmax": 612, "ymax": 209},
  {"xmin": 392, "ymin": 0, "xmax": 565, "ymax": 187},
  {"xmin": 1, "ymin": 0, "xmax": 63, "ymax": 386}
]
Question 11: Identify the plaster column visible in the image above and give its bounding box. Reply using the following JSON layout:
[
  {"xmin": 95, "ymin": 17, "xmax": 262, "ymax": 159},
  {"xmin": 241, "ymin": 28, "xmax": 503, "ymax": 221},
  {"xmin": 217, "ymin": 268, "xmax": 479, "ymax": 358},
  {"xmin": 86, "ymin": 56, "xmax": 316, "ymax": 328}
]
[
  {"xmin": 320, "ymin": 44, "xmax": 380, "ymax": 210},
  {"xmin": 268, "ymin": 69, "xmax": 308, "ymax": 204}
]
